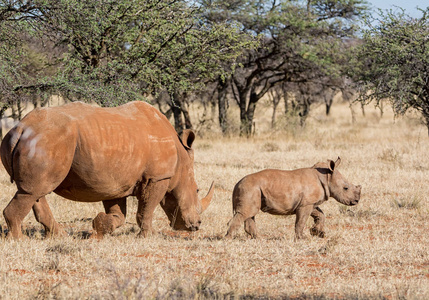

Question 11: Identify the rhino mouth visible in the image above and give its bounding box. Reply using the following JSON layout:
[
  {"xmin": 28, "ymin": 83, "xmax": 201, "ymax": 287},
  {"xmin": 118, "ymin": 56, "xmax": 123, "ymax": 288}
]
[
  {"xmin": 170, "ymin": 224, "xmax": 200, "ymax": 232},
  {"xmin": 187, "ymin": 225, "xmax": 200, "ymax": 232},
  {"xmin": 170, "ymin": 219, "xmax": 201, "ymax": 231},
  {"xmin": 184, "ymin": 219, "xmax": 201, "ymax": 232}
]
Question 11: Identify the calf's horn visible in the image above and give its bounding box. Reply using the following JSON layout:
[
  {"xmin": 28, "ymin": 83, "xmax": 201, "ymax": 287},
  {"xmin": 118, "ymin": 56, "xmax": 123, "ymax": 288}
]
[{"xmin": 200, "ymin": 181, "xmax": 215, "ymax": 213}]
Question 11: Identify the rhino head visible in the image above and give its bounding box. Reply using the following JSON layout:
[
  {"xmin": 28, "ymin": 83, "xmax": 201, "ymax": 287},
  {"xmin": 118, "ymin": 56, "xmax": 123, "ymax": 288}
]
[
  {"xmin": 160, "ymin": 129, "xmax": 214, "ymax": 231},
  {"xmin": 314, "ymin": 157, "xmax": 361, "ymax": 206}
]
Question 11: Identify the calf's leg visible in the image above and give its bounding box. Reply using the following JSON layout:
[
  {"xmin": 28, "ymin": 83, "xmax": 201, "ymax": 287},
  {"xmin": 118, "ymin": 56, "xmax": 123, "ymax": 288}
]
[
  {"xmin": 294, "ymin": 205, "xmax": 314, "ymax": 240},
  {"xmin": 226, "ymin": 185, "xmax": 261, "ymax": 239},
  {"xmin": 244, "ymin": 216, "xmax": 257, "ymax": 238},
  {"xmin": 309, "ymin": 206, "xmax": 325, "ymax": 238},
  {"xmin": 92, "ymin": 198, "xmax": 127, "ymax": 239},
  {"xmin": 225, "ymin": 212, "xmax": 245, "ymax": 238},
  {"xmin": 226, "ymin": 209, "xmax": 259, "ymax": 238},
  {"xmin": 32, "ymin": 196, "xmax": 66, "ymax": 237}
]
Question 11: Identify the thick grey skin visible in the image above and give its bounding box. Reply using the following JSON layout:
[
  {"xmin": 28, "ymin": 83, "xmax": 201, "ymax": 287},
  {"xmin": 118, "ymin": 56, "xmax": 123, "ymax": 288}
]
[{"xmin": 225, "ymin": 158, "xmax": 361, "ymax": 240}]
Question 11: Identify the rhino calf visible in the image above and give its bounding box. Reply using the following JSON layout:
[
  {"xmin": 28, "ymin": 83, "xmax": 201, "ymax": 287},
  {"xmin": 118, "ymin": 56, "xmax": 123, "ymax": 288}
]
[{"xmin": 226, "ymin": 157, "xmax": 361, "ymax": 240}]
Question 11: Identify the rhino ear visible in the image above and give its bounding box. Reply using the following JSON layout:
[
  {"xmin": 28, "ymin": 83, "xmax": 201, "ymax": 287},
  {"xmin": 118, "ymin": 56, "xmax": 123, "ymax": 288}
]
[
  {"xmin": 334, "ymin": 157, "xmax": 341, "ymax": 169},
  {"xmin": 181, "ymin": 129, "xmax": 195, "ymax": 149},
  {"xmin": 328, "ymin": 157, "xmax": 341, "ymax": 172},
  {"xmin": 328, "ymin": 160, "xmax": 335, "ymax": 172}
]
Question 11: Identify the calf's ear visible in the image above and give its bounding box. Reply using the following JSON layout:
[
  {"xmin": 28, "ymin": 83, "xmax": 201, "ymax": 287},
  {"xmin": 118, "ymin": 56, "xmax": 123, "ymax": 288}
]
[
  {"xmin": 335, "ymin": 157, "xmax": 341, "ymax": 168},
  {"xmin": 328, "ymin": 160, "xmax": 335, "ymax": 172},
  {"xmin": 328, "ymin": 157, "xmax": 341, "ymax": 172}
]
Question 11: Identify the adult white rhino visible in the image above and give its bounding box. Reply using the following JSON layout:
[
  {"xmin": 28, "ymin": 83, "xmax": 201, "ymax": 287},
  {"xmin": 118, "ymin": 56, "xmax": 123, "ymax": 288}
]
[{"xmin": 1, "ymin": 101, "xmax": 214, "ymax": 239}]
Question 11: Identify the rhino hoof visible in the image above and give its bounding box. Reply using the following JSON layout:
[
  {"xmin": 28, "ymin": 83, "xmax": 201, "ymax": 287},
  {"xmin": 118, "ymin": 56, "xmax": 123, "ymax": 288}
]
[
  {"xmin": 310, "ymin": 227, "xmax": 325, "ymax": 238},
  {"xmin": 92, "ymin": 212, "xmax": 115, "ymax": 238},
  {"xmin": 137, "ymin": 229, "xmax": 154, "ymax": 238}
]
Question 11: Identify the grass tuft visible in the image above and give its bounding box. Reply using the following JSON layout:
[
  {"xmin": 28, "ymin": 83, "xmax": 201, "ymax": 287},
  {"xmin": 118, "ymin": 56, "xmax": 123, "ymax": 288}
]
[
  {"xmin": 378, "ymin": 148, "xmax": 403, "ymax": 166},
  {"xmin": 261, "ymin": 142, "xmax": 281, "ymax": 152},
  {"xmin": 391, "ymin": 196, "xmax": 421, "ymax": 210},
  {"xmin": 46, "ymin": 242, "xmax": 78, "ymax": 255}
]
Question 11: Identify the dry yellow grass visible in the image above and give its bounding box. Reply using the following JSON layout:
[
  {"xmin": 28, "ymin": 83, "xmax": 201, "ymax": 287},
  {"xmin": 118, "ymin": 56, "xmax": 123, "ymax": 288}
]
[{"xmin": 0, "ymin": 101, "xmax": 428, "ymax": 299}]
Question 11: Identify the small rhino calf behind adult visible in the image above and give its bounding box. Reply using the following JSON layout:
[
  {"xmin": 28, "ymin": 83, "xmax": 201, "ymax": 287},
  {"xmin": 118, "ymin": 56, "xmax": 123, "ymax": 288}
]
[{"xmin": 226, "ymin": 157, "xmax": 361, "ymax": 239}]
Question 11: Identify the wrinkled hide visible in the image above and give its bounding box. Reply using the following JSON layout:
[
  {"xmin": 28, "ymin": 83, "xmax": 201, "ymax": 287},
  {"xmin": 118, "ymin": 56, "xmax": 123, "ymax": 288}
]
[
  {"xmin": 1, "ymin": 101, "xmax": 214, "ymax": 239},
  {"xmin": 226, "ymin": 157, "xmax": 361, "ymax": 240}
]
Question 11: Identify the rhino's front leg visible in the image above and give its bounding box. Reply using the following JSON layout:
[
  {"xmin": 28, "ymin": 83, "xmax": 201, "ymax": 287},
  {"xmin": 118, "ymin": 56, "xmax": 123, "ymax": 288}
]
[
  {"xmin": 136, "ymin": 179, "xmax": 169, "ymax": 237},
  {"xmin": 294, "ymin": 205, "xmax": 314, "ymax": 240},
  {"xmin": 92, "ymin": 198, "xmax": 127, "ymax": 239},
  {"xmin": 310, "ymin": 206, "xmax": 325, "ymax": 238}
]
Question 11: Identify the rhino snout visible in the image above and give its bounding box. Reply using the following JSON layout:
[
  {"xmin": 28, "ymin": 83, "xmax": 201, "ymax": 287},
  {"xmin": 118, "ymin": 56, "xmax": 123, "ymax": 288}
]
[
  {"xmin": 172, "ymin": 214, "xmax": 201, "ymax": 231},
  {"xmin": 187, "ymin": 219, "xmax": 202, "ymax": 231},
  {"xmin": 350, "ymin": 185, "xmax": 362, "ymax": 205}
]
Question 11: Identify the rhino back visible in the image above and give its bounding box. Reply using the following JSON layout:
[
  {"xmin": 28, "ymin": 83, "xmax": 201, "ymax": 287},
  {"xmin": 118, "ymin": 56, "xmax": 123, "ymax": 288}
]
[
  {"xmin": 56, "ymin": 101, "xmax": 179, "ymax": 201},
  {"xmin": 242, "ymin": 169, "xmax": 324, "ymax": 214},
  {"xmin": 6, "ymin": 101, "xmax": 179, "ymax": 201}
]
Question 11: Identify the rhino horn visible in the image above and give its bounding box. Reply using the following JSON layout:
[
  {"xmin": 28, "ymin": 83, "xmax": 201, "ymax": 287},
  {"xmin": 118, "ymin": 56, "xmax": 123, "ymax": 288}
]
[{"xmin": 200, "ymin": 181, "xmax": 215, "ymax": 213}]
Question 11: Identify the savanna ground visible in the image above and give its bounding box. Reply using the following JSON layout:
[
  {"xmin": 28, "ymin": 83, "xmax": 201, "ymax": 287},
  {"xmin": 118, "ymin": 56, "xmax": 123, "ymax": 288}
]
[{"xmin": 0, "ymin": 100, "xmax": 428, "ymax": 299}]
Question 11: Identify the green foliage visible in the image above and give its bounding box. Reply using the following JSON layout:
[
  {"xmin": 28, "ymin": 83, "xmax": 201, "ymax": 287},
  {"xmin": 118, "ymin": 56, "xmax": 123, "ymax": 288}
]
[
  {"xmin": 201, "ymin": 0, "xmax": 369, "ymax": 136},
  {"xmin": 0, "ymin": 0, "xmax": 38, "ymax": 106},
  {"xmin": 0, "ymin": 0, "xmax": 256, "ymax": 106},
  {"xmin": 352, "ymin": 7, "xmax": 429, "ymax": 130}
]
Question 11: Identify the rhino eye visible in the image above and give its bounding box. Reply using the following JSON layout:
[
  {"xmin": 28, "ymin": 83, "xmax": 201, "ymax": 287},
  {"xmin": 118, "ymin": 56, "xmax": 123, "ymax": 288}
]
[
  {"xmin": 197, "ymin": 189, "xmax": 200, "ymax": 193},
  {"xmin": 344, "ymin": 187, "xmax": 349, "ymax": 191}
]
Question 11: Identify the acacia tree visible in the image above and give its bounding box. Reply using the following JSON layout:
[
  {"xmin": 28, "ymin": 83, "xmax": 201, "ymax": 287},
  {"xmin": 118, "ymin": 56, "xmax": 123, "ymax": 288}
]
[
  {"xmin": 351, "ymin": 8, "xmax": 429, "ymax": 134},
  {"xmin": 200, "ymin": 0, "xmax": 368, "ymax": 136},
  {"xmin": 0, "ymin": 0, "xmax": 61, "ymax": 135},
  {"xmin": 0, "ymin": 1, "xmax": 42, "ymax": 106},
  {"xmin": 1, "ymin": 0, "xmax": 255, "ymax": 114}
]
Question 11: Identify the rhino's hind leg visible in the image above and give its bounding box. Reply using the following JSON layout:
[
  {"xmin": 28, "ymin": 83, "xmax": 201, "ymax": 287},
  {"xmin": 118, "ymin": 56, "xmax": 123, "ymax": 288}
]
[
  {"xmin": 225, "ymin": 212, "xmax": 245, "ymax": 238},
  {"xmin": 309, "ymin": 206, "xmax": 325, "ymax": 238},
  {"xmin": 32, "ymin": 196, "xmax": 66, "ymax": 237},
  {"xmin": 244, "ymin": 216, "xmax": 257, "ymax": 238},
  {"xmin": 226, "ymin": 213, "xmax": 258, "ymax": 239},
  {"xmin": 92, "ymin": 198, "xmax": 127, "ymax": 239},
  {"xmin": 3, "ymin": 192, "xmax": 40, "ymax": 239}
]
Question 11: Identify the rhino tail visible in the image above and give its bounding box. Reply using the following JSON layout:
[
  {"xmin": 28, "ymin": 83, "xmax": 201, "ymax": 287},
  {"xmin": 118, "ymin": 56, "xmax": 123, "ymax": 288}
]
[{"xmin": 1, "ymin": 125, "xmax": 24, "ymax": 183}]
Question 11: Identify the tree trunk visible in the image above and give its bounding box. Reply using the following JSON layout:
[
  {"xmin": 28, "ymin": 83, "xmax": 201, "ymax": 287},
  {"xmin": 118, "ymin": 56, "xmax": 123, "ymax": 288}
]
[
  {"xmin": 172, "ymin": 104, "xmax": 184, "ymax": 134},
  {"xmin": 246, "ymin": 92, "xmax": 258, "ymax": 136},
  {"xmin": 181, "ymin": 103, "xmax": 193, "ymax": 129},
  {"xmin": 284, "ymin": 92, "xmax": 289, "ymax": 114},
  {"xmin": 240, "ymin": 91, "xmax": 258, "ymax": 137},
  {"xmin": 270, "ymin": 89, "xmax": 281, "ymax": 128},
  {"xmin": 272, "ymin": 100, "xmax": 279, "ymax": 129},
  {"xmin": 239, "ymin": 91, "xmax": 249, "ymax": 137},
  {"xmin": 299, "ymin": 97, "xmax": 310, "ymax": 127},
  {"xmin": 217, "ymin": 80, "xmax": 229, "ymax": 135},
  {"xmin": 326, "ymin": 102, "xmax": 332, "ymax": 115},
  {"xmin": 171, "ymin": 93, "xmax": 184, "ymax": 134}
]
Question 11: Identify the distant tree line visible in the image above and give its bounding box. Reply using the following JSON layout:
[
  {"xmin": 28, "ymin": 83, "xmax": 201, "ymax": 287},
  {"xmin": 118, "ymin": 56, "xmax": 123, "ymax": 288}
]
[
  {"xmin": 1, "ymin": 1, "xmax": 428, "ymax": 136},
  {"xmin": 350, "ymin": 7, "xmax": 429, "ymax": 135}
]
